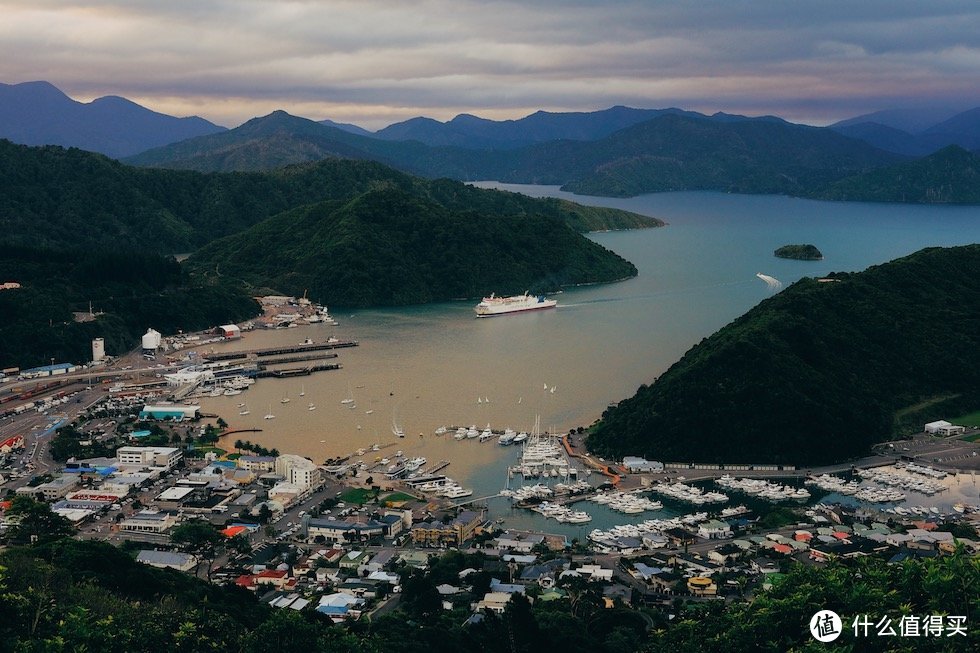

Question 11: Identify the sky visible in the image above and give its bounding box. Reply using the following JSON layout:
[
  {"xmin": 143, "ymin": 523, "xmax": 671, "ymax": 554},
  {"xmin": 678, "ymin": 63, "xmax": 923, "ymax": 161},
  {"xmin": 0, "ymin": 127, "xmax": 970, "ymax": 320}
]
[{"xmin": 2, "ymin": 0, "xmax": 979, "ymax": 130}]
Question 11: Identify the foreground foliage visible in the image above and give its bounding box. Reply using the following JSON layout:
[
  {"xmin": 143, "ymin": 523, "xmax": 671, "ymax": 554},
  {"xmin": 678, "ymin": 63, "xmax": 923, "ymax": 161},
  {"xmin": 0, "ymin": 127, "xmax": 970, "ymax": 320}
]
[{"xmin": 0, "ymin": 538, "xmax": 975, "ymax": 652}]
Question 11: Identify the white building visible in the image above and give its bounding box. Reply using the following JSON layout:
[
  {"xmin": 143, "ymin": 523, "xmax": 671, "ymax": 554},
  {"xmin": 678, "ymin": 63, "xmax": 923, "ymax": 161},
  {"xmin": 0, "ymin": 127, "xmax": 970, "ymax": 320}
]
[
  {"xmin": 622, "ymin": 457, "xmax": 664, "ymax": 473},
  {"xmin": 117, "ymin": 446, "xmax": 182, "ymax": 471},
  {"xmin": 220, "ymin": 324, "xmax": 241, "ymax": 339},
  {"xmin": 275, "ymin": 454, "xmax": 320, "ymax": 489},
  {"xmin": 924, "ymin": 420, "xmax": 966, "ymax": 436},
  {"xmin": 163, "ymin": 369, "xmax": 214, "ymax": 387},
  {"xmin": 119, "ymin": 510, "xmax": 177, "ymax": 534},
  {"xmin": 237, "ymin": 455, "xmax": 277, "ymax": 473}
]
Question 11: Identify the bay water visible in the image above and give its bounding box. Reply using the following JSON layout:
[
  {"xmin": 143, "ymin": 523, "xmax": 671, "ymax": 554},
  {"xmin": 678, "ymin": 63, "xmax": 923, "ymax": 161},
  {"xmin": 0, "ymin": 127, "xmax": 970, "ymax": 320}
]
[{"xmin": 204, "ymin": 187, "xmax": 980, "ymax": 534}]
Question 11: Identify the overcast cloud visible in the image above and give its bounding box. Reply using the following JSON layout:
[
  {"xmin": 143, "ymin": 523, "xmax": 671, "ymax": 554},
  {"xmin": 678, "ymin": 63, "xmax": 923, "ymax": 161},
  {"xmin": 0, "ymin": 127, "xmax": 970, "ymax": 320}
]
[{"xmin": 1, "ymin": 0, "xmax": 978, "ymax": 129}]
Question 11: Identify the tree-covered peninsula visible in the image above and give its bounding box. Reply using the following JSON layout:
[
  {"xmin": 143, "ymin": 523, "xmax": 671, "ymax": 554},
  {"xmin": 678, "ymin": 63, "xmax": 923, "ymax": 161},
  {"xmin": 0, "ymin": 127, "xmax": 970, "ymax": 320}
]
[
  {"xmin": 588, "ymin": 245, "xmax": 980, "ymax": 466},
  {"xmin": 774, "ymin": 244, "xmax": 823, "ymax": 260},
  {"xmin": 0, "ymin": 140, "xmax": 653, "ymax": 365},
  {"xmin": 187, "ymin": 186, "xmax": 639, "ymax": 307}
]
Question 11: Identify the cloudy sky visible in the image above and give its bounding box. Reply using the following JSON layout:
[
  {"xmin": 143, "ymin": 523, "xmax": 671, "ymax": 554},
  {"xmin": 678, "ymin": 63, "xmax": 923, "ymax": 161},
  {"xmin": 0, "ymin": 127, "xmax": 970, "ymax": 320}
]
[{"xmin": 2, "ymin": 0, "xmax": 979, "ymax": 129}]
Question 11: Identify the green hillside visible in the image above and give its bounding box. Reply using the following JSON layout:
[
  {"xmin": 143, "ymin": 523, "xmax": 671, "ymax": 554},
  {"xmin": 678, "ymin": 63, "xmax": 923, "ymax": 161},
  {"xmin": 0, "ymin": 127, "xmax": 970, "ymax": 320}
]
[
  {"xmin": 1, "ymin": 139, "xmax": 656, "ymax": 254},
  {"xmin": 553, "ymin": 114, "xmax": 899, "ymax": 197},
  {"xmin": 187, "ymin": 187, "xmax": 638, "ymax": 307},
  {"xmin": 588, "ymin": 245, "xmax": 980, "ymax": 465},
  {"xmin": 0, "ymin": 140, "xmax": 653, "ymax": 365},
  {"xmin": 816, "ymin": 145, "xmax": 980, "ymax": 203},
  {"xmin": 0, "ymin": 246, "xmax": 259, "ymax": 368}
]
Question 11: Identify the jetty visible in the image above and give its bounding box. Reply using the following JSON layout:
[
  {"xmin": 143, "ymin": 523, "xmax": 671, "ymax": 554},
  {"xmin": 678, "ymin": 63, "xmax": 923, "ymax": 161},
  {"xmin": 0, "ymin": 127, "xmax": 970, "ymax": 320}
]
[
  {"xmin": 203, "ymin": 339, "xmax": 358, "ymax": 362},
  {"xmin": 255, "ymin": 362, "xmax": 341, "ymax": 378}
]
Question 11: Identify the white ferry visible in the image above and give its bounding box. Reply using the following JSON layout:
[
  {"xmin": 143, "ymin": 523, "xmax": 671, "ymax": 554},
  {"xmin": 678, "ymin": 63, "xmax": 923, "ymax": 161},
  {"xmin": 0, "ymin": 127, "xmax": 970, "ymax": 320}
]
[{"xmin": 474, "ymin": 291, "xmax": 557, "ymax": 317}]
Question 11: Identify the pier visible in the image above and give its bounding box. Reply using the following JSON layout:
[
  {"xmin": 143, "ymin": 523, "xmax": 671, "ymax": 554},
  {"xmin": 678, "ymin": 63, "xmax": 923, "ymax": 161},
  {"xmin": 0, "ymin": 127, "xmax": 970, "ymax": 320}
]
[
  {"xmin": 203, "ymin": 340, "xmax": 358, "ymax": 362},
  {"xmin": 255, "ymin": 362, "xmax": 341, "ymax": 378},
  {"xmin": 253, "ymin": 352, "xmax": 339, "ymax": 366}
]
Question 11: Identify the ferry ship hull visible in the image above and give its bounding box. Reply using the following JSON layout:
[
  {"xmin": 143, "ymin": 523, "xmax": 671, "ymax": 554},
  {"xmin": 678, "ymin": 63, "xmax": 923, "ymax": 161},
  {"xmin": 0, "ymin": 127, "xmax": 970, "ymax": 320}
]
[{"xmin": 474, "ymin": 292, "xmax": 558, "ymax": 317}]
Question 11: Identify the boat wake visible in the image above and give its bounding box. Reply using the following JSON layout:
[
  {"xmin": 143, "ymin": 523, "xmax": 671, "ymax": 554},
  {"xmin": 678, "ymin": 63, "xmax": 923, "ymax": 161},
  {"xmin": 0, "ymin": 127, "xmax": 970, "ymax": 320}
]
[
  {"xmin": 755, "ymin": 273, "xmax": 783, "ymax": 291},
  {"xmin": 556, "ymin": 278, "xmax": 756, "ymax": 308}
]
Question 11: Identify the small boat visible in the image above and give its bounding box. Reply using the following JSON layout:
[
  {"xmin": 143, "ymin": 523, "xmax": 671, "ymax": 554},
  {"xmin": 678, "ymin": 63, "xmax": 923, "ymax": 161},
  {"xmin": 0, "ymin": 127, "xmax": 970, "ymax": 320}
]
[
  {"xmin": 299, "ymin": 384, "xmax": 306, "ymax": 397},
  {"xmin": 365, "ymin": 409, "xmax": 374, "ymax": 415},
  {"xmin": 435, "ymin": 426, "xmax": 447, "ymax": 435},
  {"xmin": 280, "ymin": 394, "xmax": 290, "ymax": 404},
  {"xmin": 477, "ymin": 397, "xmax": 482, "ymax": 404},
  {"xmin": 264, "ymin": 404, "xmax": 275, "ymax": 420},
  {"xmin": 239, "ymin": 404, "xmax": 250, "ymax": 416},
  {"xmin": 550, "ymin": 386, "xmax": 556, "ymax": 394},
  {"xmin": 308, "ymin": 403, "xmax": 316, "ymax": 411},
  {"xmin": 224, "ymin": 388, "xmax": 242, "ymax": 396}
]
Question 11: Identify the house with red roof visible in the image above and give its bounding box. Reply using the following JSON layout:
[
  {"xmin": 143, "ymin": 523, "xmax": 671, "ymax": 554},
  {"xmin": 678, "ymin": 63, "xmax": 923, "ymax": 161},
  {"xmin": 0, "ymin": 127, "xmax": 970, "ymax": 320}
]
[{"xmin": 0, "ymin": 435, "xmax": 25, "ymax": 454}]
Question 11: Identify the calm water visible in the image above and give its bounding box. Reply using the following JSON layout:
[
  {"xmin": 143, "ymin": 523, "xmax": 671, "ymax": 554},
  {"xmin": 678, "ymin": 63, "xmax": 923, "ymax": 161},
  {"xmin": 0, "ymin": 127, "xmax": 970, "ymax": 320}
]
[{"xmin": 203, "ymin": 187, "xmax": 980, "ymax": 533}]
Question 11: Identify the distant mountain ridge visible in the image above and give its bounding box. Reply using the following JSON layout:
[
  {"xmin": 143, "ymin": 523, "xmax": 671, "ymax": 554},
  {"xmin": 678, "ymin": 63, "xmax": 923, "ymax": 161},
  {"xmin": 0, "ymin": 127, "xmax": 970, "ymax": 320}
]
[
  {"xmin": 126, "ymin": 109, "xmax": 901, "ymax": 200},
  {"xmin": 829, "ymin": 106, "xmax": 980, "ymax": 155},
  {"xmin": 126, "ymin": 110, "xmax": 394, "ymax": 172},
  {"xmin": 375, "ymin": 106, "xmax": 701, "ymax": 149},
  {"xmin": 0, "ymin": 81, "xmax": 225, "ymax": 158}
]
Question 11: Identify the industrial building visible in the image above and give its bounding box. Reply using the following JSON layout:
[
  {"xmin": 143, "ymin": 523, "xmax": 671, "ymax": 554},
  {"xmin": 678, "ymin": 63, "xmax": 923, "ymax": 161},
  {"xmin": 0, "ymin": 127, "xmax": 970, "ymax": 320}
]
[
  {"xmin": 924, "ymin": 420, "xmax": 966, "ymax": 436},
  {"xmin": 220, "ymin": 324, "xmax": 241, "ymax": 339}
]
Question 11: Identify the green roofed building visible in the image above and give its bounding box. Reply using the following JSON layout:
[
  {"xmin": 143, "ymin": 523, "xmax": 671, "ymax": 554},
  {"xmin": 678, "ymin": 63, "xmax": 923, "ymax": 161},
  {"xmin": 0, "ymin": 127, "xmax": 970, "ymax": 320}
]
[{"xmin": 139, "ymin": 404, "xmax": 200, "ymax": 421}]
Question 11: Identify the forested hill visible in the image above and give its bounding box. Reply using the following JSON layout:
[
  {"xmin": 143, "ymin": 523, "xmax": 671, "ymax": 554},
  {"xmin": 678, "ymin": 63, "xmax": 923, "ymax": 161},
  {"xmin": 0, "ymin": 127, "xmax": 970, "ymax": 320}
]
[
  {"xmin": 187, "ymin": 186, "xmax": 639, "ymax": 307},
  {"xmin": 588, "ymin": 245, "xmax": 980, "ymax": 466},
  {"xmin": 0, "ymin": 140, "xmax": 653, "ymax": 366},
  {"xmin": 0, "ymin": 139, "xmax": 658, "ymax": 253},
  {"xmin": 815, "ymin": 145, "xmax": 980, "ymax": 203}
]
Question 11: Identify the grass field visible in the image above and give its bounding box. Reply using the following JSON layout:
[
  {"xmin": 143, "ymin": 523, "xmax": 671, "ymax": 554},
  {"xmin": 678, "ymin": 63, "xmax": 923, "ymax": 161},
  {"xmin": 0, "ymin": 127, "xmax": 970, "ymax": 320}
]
[
  {"xmin": 381, "ymin": 492, "xmax": 415, "ymax": 505},
  {"xmin": 339, "ymin": 487, "xmax": 376, "ymax": 505},
  {"xmin": 950, "ymin": 411, "xmax": 980, "ymax": 428}
]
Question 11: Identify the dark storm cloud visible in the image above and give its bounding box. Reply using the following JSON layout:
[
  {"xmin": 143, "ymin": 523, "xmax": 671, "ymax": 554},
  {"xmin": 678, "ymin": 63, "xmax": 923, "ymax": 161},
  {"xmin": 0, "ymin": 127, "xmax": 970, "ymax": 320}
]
[{"xmin": 1, "ymin": 1, "xmax": 978, "ymax": 128}]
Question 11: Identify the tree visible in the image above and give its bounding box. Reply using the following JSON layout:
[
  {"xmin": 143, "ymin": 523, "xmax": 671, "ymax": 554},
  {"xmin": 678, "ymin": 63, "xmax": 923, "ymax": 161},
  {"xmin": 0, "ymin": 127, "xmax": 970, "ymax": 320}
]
[
  {"xmin": 228, "ymin": 534, "xmax": 252, "ymax": 557},
  {"xmin": 400, "ymin": 568, "xmax": 442, "ymax": 618},
  {"xmin": 257, "ymin": 503, "xmax": 273, "ymax": 525},
  {"xmin": 243, "ymin": 609, "xmax": 320, "ymax": 653},
  {"xmin": 3, "ymin": 496, "xmax": 74, "ymax": 545},
  {"xmin": 170, "ymin": 520, "xmax": 225, "ymax": 581}
]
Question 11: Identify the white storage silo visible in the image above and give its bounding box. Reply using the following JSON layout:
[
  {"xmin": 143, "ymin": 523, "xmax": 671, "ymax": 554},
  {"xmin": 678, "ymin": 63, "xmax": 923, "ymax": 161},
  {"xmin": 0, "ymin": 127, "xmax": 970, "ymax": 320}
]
[
  {"xmin": 141, "ymin": 328, "xmax": 162, "ymax": 352},
  {"xmin": 91, "ymin": 338, "xmax": 105, "ymax": 362}
]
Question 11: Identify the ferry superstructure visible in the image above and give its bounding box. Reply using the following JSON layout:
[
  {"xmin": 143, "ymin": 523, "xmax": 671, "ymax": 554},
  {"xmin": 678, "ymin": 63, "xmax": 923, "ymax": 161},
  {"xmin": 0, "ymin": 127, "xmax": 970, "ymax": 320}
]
[{"xmin": 474, "ymin": 292, "xmax": 557, "ymax": 317}]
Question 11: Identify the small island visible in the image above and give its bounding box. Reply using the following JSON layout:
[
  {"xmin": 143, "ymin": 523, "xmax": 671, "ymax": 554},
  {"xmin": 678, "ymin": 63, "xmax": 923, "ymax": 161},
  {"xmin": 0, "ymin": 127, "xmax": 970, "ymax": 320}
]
[{"xmin": 774, "ymin": 244, "xmax": 823, "ymax": 260}]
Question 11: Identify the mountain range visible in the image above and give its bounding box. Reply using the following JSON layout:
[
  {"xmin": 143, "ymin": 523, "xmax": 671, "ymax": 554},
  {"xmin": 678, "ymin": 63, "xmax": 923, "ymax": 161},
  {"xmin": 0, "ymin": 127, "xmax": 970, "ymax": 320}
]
[
  {"xmin": 0, "ymin": 81, "xmax": 225, "ymax": 158},
  {"xmin": 6, "ymin": 81, "xmax": 980, "ymax": 202},
  {"xmin": 829, "ymin": 106, "xmax": 980, "ymax": 156}
]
